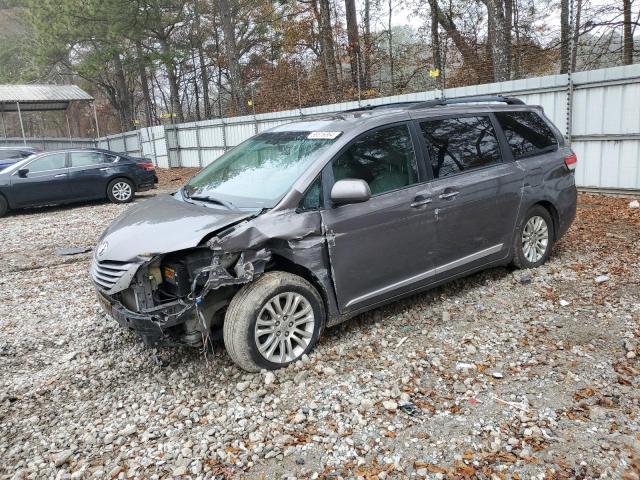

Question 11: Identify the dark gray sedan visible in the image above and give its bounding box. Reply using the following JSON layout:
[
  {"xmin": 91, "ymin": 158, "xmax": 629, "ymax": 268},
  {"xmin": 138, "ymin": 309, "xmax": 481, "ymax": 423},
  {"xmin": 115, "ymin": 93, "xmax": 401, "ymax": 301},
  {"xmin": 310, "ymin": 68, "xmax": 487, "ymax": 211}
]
[
  {"xmin": 91, "ymin": 96, "xmax": 577, "ymax": 372},
  {"xmin": 0, "ymin": 148, "xmax": 157, "ymax": 217}
]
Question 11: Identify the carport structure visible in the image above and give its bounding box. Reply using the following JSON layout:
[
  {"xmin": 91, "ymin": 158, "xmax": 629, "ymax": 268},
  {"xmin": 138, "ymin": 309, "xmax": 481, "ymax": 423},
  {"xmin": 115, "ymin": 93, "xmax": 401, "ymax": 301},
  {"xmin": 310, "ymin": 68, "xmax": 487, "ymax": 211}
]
[{"xmin": 0, "ymin": 84, "xmax": 98, "ymax": 146}]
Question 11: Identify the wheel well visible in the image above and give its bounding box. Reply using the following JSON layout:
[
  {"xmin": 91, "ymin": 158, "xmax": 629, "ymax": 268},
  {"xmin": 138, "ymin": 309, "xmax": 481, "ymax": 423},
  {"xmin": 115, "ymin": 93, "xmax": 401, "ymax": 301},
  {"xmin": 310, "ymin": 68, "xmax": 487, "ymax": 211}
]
[
  {"xmin": 535, "ymin": 200, "xmax": 559, "ymax": 240},
  {"xmin": 267, "ymin": 255, "xmax": 330, "ymax": 319}
]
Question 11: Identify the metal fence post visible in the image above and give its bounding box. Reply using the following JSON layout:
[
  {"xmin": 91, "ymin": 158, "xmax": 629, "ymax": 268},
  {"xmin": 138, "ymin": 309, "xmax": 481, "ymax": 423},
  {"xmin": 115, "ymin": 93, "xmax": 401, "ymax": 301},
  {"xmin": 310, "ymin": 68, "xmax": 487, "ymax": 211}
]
[
  {"xmin": 195, "ymin": 123, "xmax": 203, "ymax": 167},
  {"xmin": 149, "ymin": 128, "xmax": 159, "ymax": 166},
  {"xmin": 221, "ymin": 119, "xmax": 228, "ymax": 152}
]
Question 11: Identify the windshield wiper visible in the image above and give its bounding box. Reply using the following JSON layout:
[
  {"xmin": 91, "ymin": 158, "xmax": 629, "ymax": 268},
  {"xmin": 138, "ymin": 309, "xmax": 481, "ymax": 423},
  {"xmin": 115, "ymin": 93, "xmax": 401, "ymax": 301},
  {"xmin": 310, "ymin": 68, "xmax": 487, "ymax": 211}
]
[{"xmin": 188, "ymin": 194, "xmax": 236, "ymax": 210}]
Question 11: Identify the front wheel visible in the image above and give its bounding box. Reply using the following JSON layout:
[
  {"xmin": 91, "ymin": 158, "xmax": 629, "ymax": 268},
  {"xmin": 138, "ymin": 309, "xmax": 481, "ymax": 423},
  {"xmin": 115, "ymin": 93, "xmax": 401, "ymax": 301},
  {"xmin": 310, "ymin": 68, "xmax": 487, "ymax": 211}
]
[
  {"xmin": 107, "ymin": 178, "xmax": 135, "ymax": 204},
  {"xmin": 223, "ymin": 271, "xmax": 325, "ymax": 372},
  {"xmin": 512, "ymin": 205, "xmax": 555, "ymax": 269}
]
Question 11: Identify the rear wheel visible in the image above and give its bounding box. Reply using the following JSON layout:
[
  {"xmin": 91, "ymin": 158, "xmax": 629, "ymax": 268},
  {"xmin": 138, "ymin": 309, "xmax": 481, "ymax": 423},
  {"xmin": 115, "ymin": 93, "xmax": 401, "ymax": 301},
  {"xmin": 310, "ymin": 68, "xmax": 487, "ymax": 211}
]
[
  {"xmin": 512, "ymin": 205, "xmax": 554, "ymax": 269},
  {"xmin": 223, "ymin": 271, "xmax": 324, "ymax": 372},
  {"xmin": 107, "ymin": 178, "xmax": 135, "ymax": 204},
  {"xmin": 0, "ymin": 195, "xmax": 8, "ymax": 218}
]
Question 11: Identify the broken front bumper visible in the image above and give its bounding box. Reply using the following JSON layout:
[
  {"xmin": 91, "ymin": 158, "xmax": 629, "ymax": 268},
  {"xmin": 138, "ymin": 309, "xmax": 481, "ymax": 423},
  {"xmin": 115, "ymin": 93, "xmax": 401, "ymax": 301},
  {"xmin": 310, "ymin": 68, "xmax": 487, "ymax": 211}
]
[{"xmin": 97, "ymin": 290, "xmax": 194, "ymax": 347}]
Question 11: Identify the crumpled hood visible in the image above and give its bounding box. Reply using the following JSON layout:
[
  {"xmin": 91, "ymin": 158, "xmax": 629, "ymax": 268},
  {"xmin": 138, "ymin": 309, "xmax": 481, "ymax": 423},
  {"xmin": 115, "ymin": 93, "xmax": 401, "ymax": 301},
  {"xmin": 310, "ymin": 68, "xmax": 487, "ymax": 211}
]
[{"xmin": 96, "ymin": 194, "xmax": 255, "ymax": 262}]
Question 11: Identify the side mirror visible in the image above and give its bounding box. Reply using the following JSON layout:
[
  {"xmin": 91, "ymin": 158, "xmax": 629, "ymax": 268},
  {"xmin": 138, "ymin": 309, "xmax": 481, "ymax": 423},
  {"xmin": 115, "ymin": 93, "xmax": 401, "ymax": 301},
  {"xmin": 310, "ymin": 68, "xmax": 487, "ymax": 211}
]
[
  {"xmin": 330, "ymin": 179, "xmax": 371, "ymax": 206},
  {"xmin": 17, "ymin": 168, "xmax": 29, "ymax": 178}
]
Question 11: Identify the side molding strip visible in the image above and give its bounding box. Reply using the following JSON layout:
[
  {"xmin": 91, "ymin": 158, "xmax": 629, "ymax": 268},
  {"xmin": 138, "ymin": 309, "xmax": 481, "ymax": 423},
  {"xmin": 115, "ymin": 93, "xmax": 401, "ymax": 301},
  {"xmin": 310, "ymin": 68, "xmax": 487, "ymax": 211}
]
[{"xmin": 345, "ymin": 243, "xmax": 504, "ymax": 308}]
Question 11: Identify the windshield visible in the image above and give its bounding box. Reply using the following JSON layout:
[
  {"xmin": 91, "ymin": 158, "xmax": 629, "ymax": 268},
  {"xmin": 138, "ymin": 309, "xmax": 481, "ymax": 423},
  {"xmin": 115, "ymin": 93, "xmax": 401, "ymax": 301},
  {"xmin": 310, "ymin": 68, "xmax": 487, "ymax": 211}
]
[{"xmin": 183, "ymin": 131, "xmax": 338, "ymax": 208}]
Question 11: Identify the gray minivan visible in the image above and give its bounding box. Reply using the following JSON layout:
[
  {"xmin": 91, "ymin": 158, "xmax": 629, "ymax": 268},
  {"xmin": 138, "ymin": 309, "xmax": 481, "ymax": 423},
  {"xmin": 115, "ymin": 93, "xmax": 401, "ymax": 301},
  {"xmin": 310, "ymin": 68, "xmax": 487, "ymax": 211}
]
[{"xmin": 91, "ymin": 96, "xmax": 577, "ymax": 372}]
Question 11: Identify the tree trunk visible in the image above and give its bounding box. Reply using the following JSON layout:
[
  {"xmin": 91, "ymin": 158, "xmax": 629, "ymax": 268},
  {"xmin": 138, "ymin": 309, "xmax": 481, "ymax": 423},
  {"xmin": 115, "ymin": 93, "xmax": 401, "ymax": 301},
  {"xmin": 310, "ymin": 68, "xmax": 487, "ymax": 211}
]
[
  {"xmin": 344, "ymin": 0, "xmax": 361, "ymax": 89},
  {"xmin": 504, "ymin": 0, "xmax": 513, "ymax": 74},
  {"xmin": 199, "ymin": 46, "xmax": 212, "ymax": 118},
  {"xmin": 623, "ymin": 0, "xmax": 633, "ymax": 64},
  {"xmin": 135, "ymin": 42, "xmax": 153, "ymax": 127},
  {"xmin": 363, "ymin": 0, "xmax": 372, "ymax": 89},
  {"xmin": 430, "ymin": 0, "xmax": 442, "ymax": 73},
  {"xmin": 388, "ymin": 0, "xmax": 394, "ymax": 94},
  {"xmin": 218, "ymin": 0, "xmax": 248, "ymax": 114},
  {"xmin": 513, "ymin": 0, "xmax": 521, "ymax": 77},
  {"xmin": 318, "ymin": 0, "xmax": 338, "ymax": 95},
  {"xmin": 560, "ymin": 0, "xmax": 570, "ymax": 73},
  {"xmin": 195, "ymin": 0, "xmax": 211, "ymax": 118},
  {"xmin": 571, "ymin": 0, "xmax": 582, "ymax": 70},
  {"xmin": 159, "ymin": 37, "xmax": 184, "ymax": 123},
  {"xmin": 191, "ymin": 49, "xmax": 201, "ymax": 121},
  {"xmin": 483, "ymin": 0, "xmax": 511, "ymax": 81},
  {"xmin": 430, "ymin": 0, "xmax": 487, "ymax": 81},
  {"xmin": 112, "ymin": 51, "xmax": 133, "ymax": 131}
]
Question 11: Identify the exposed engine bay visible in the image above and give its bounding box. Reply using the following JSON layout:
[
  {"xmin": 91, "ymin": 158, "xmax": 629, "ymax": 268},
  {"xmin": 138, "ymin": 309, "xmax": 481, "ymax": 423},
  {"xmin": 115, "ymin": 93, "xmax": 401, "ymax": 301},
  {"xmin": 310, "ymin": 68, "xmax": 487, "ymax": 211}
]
[{"xmin": 104, "ymin": 247, "xmax": 270, "ymax": 347}]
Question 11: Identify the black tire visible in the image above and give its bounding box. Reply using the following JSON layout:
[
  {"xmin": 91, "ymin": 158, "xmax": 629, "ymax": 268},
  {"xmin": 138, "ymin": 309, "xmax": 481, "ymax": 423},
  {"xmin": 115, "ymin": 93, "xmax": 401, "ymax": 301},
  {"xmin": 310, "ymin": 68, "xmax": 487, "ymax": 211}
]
[
  {"xmin": 0, "ymin": 195, "xmax": 8, "ymax": 218},
  {"xmin": 512, "ymin": 205, "xmax": 555, "ymax": 269},
  {"xmin": 223, "ymin": 271, "xmax": 325, "ymax": 372},
  {"xmin": 107, "ymin": 178, "xmax": 135, "ymax": 204}
]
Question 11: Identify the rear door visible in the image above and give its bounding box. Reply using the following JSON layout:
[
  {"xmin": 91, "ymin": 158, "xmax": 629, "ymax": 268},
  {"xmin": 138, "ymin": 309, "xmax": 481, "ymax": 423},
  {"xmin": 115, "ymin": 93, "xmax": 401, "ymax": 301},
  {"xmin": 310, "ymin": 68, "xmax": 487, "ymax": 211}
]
[
  {"xmin": 10, "ymin": 152, "xmax": 71, "ymax": 205},
  {"xmin": 68, "ymin": 151, "xmax": 117, "ymax": 198},
  {"xmin": 414, "ymin": 114, "xmax": 524, "ymax": 277},
  {"xmin": 320, "ymin": 123, "xmax": 439, "ymax": 313}
]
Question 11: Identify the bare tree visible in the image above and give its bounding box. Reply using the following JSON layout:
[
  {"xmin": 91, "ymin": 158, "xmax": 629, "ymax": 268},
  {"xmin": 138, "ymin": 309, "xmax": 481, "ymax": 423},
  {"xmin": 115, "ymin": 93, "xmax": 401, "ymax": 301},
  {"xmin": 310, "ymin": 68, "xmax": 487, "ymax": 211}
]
[
  {"xmin": 560, "ymin": 0, "xmax": 570, "ymax": 73},
  {"xmin": 345, "ymin": 0, "xmax": 362, "ymax": 88},
  {"xmin": 363, "ymin": 0, "xmax": 372, "ymax": 89},
  {"xmin": 482, "ymin": 0, "xmax": 511, "ymax": 81},
  {"xmin": 623, "ymin": 0, "xmax": 633, "ymax": 64},
  {"xmin": 318, "ymin": 0, "xmax": 339, "ymax": 94},
  {"xmin": 429, "ymin": 0, "xmax": 488, "ymax": 81},
  {"xmin": 388, "ymin": 0, "xmax": 394, "ymax": 94},
  {"xmin": 218, "ymin": 0, "xmax": 248, "ymax": 114}
]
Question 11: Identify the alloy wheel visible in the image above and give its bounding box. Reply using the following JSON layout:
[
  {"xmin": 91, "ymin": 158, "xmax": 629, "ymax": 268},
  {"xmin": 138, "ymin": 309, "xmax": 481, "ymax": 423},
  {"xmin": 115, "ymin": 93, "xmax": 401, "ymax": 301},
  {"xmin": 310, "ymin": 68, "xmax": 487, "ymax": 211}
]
[
  {"xmin": 522, "ymin": 215, "xmax": 549, "ymax": 263},
  {"xmin": 112, "ymin": 182, "xmax": 132, "ymax": 201},
  {"xmin": 254, "ymin": 292, "xmax": 315, "ymax": 364}
]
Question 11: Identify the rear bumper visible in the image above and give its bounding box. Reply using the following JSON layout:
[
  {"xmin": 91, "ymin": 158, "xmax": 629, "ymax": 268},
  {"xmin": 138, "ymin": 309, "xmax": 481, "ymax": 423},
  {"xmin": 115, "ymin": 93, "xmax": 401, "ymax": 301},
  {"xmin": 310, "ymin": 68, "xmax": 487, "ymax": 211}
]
[
  {"xmin": 556, "ymin": 184, "xmax": 578, "ymax": 240},
  {"xmin": 97, "ymin": 289, "xmax": 193, "ymax": 347},
  {"xmin": 136, "ymin": 174, "xmax": 157, "ymax": 192}
]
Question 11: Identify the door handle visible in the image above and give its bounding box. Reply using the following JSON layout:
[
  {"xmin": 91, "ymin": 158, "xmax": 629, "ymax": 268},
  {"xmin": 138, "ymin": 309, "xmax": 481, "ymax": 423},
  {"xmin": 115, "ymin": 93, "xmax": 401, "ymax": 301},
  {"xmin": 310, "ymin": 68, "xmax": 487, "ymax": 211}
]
[
  {"xmin": 410, "ymin": 197, "xmax": 432, "ymax": 208},
  {"xmin": 439, "ymin": 191, "xmax": 459, "ymax": 200},
  {"xmin": 54, "ymin": 173, "xmax": 67, "ymax": 178},
  {"xmin": 99, "ymin": 167, "xmax": 109, "ymax": 171}
]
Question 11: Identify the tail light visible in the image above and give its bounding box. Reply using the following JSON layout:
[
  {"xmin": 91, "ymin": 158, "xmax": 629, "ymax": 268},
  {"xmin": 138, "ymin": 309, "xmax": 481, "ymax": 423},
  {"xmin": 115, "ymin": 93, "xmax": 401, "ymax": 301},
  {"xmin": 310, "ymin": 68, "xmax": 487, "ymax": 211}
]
[
  {"xmin": 137, "ymin": 161, "xmax": 155, "ymax": 172},
  {"xmin": 564, "ymin": 152, "xmax": 577, "ymax": 172}
]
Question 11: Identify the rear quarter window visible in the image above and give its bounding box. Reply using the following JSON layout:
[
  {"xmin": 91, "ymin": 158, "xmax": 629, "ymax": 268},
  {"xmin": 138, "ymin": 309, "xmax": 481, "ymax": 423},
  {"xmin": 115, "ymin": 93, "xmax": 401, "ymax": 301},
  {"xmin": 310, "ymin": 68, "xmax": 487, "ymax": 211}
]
[{"xmin": 495, "ymin": 111, "xmax": 558, "ymax": 160}]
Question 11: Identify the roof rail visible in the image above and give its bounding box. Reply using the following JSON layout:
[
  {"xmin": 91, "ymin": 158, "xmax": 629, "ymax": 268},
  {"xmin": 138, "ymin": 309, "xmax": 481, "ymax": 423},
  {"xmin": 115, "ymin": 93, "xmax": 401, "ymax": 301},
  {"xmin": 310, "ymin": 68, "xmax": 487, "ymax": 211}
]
[
  {"xmin": 408, "ymin": 95, "xmax": 525, "ymax": 109},
  {"xmin": 344, "ymin": 101, "xmax": 422, "ymax": 112}
]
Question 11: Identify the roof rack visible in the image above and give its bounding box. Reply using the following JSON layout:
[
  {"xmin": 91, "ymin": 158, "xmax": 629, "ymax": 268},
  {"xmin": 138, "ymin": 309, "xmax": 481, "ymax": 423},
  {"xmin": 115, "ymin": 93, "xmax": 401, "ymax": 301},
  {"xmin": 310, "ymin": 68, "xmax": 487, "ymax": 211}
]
[
  {"xmin": 408, "ymin": 95, "xmax": 525, "ymax": 109},
  {"xmin": 344, "ymin": 101, "xmax": 422, "ymax": 112}
]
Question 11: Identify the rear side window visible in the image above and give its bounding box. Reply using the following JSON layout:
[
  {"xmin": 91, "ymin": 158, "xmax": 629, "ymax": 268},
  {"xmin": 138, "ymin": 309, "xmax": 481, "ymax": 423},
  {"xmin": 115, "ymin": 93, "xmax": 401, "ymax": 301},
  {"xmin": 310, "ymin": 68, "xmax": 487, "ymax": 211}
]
[
  {"xmin": 332, "ymin": 124, "xmax": 418, "ymax": 195},
  {"xmin": 71, "ymin": 151, "xmax": 107, "ymax": 167},
  {"xmin": 27, "ymin": 153, "xmax": 66, "ymax": 172},
  {"xmin": 419, "ymin": 116, "xmax": 501, "ymax": 179},
  {"xmin": 495, "ymin": 111, "xmax": 558, "ymax": 159}
]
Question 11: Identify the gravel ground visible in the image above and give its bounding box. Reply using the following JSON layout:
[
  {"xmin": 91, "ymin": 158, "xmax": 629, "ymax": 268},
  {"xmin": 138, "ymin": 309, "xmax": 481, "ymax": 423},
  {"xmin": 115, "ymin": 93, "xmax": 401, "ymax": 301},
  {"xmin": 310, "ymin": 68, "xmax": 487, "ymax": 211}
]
[{"xmin": 1, "ymin": 178, "xmax": 639, "ymax": 479}]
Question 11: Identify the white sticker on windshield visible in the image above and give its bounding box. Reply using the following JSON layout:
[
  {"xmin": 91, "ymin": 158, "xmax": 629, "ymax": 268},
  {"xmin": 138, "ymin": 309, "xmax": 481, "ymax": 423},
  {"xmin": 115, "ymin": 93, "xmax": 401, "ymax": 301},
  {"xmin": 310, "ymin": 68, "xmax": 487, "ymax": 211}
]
[{"xmin": 307, "ymin": 131, "xmax": 342, "ymax": 140}]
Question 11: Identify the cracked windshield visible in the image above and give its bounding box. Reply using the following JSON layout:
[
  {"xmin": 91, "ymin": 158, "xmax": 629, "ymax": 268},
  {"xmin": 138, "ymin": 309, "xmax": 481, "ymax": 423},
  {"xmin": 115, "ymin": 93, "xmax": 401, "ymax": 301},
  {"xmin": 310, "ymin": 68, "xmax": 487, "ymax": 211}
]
[{"xmin": 183, "ymin": 131, "xmax": 337, "ymax": 209}]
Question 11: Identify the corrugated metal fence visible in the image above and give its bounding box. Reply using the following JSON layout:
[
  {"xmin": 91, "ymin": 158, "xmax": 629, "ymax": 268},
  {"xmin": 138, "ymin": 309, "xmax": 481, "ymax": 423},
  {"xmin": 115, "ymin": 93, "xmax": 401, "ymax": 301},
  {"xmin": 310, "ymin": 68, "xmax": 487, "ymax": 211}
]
[{"xmin": 6, "ymin": 64, "xmax": 640, "ymax": 192}]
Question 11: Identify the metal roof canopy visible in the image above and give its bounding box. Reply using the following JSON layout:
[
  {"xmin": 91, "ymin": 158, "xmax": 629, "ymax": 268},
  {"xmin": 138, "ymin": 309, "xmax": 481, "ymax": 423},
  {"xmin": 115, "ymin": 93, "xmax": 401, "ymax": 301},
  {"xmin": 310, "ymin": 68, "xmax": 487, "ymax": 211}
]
[
  {"xmin": 0, "ymin": 85, "xmax": 93, "ymax": 111},
  {"xmin": 0, "ymin": 84, "xmax": 100, "ymax": 145}
]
